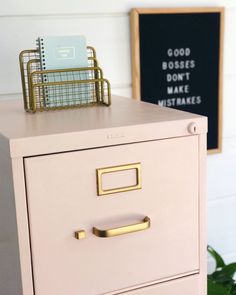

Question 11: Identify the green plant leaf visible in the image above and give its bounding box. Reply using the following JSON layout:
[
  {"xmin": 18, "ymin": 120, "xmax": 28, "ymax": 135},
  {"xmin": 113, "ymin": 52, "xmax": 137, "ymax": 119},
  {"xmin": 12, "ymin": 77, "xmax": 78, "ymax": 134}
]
[
  {"xmin": 208, "ymin": 245, "xmax": 226, "ymax": 269},
  {"xmin": 221, "ymin": 263, "xmax": 236, "ymax": 278},
  {"xmin": 207, "ymin": 247, "xmax": 236, "ymax": 295},
  {"xmin": 208, "ymin": 279, "xmax": 231, "ymax": 295},
  {"xmin": 230, "ymin": 284, "xmax": 236, "ymax": 295},
  {"xmin": 211, "ymin": 270, "xmax": 234, "ymax": 287}
]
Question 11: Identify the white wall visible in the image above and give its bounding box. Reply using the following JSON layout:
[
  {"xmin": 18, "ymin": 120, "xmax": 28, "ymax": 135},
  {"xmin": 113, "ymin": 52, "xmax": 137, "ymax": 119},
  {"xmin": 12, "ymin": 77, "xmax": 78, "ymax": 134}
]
[{"xmin": 0, "ymin": 0, "xmax": 236, "ymax": 269}]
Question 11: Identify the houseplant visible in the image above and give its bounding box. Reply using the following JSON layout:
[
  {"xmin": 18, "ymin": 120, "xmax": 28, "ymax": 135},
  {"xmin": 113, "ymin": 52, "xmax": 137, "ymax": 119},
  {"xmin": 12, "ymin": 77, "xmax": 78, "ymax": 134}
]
[{"xmin": 208, "ymin": 246, "xmax": 236, "ymax": 295}]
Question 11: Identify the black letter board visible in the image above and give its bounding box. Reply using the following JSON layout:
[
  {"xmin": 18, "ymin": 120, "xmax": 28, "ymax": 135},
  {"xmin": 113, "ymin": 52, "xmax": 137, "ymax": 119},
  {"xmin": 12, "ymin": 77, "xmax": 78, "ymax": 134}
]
[{"xmin": 131, "ymin": 8, "xmax": 224, "ymax": 153}]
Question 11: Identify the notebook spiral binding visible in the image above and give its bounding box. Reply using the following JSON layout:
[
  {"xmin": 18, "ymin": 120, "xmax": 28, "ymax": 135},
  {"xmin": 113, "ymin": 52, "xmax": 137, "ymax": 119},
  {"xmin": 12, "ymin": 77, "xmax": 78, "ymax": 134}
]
[
  {"xmin": 19, "ymin": 46, "xmax": 111, "ymax": 113},
  {"xmin": 36, "ymin": 38, "xmax": 47, "ymax": 82}
]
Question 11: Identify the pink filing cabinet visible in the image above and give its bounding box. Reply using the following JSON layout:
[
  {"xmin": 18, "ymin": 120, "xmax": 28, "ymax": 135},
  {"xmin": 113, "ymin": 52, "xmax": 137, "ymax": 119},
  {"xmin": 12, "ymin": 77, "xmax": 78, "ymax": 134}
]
[{"xmin": 0, "ymin": 96, "xmax": 207, "ymax": 295}]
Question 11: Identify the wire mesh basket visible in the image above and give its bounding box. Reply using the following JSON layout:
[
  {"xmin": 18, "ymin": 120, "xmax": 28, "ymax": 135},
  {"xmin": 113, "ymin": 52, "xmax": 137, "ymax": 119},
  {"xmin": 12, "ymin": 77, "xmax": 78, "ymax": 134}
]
[{"xmin": 19, "ymin": 47, "xmax": 111, "ymax": 112}]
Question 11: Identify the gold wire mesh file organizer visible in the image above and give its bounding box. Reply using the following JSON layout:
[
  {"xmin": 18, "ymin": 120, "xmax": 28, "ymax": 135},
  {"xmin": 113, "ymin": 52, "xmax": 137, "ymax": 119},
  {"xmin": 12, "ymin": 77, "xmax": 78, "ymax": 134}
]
[{"xmin": 19, "ymin": 47, "xmax": 111, "ymax": 113}]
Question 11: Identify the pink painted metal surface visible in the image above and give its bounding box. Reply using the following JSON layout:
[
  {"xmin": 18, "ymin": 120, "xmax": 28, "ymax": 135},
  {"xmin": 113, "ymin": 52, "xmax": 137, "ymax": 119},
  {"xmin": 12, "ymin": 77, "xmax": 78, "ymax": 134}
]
[
  {"xmin": 120, "ymin": 274, "xmax": 199, "ymax": 295},
  {"xmin": 0, "ymin": 96, "xmax": 207, "ymax": 157},
  {"xmin": 25, "ymin": 136, "xmax": 199, "ymax": 295},
  {"xmin": 0, "ymin": 97, "xmax": 207, "ymax": 295}
]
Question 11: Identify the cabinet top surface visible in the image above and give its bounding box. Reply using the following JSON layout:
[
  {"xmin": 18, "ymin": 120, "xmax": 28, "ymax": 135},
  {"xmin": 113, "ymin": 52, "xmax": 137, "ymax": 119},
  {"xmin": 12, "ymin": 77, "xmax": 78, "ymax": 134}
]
[{"xmin": 0, "ymin": 96, "xmax": 206, "ymax": 157}]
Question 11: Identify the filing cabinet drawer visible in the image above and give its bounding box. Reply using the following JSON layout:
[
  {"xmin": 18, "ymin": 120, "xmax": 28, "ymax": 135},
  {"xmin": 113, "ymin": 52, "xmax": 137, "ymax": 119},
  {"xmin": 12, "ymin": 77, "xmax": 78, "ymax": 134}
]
[
  {"xmin": 24, "ymin": 136, "xmax": 199, "ymax": 295},
  {"xmin": 122, "ymin": 275, "xmax": 200, "ymax": 295}
]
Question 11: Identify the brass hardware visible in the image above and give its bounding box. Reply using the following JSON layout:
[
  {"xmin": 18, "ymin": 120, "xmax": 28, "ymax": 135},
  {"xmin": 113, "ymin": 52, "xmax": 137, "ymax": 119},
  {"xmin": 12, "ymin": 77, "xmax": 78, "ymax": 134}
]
[
  {"xmin": 96, "ymin": 163, "xmax": 142, "ymax": 196},
  {"xmin": 19, "ymin": 46, "xmax": 111, "ymax": 113},
  {"xmin": 75, "ymin": 230, "xmax": 86, "ymax": 240},
  {"xmin": 93, "ymin": 216, "xmax": 150, "ymax": 238}
]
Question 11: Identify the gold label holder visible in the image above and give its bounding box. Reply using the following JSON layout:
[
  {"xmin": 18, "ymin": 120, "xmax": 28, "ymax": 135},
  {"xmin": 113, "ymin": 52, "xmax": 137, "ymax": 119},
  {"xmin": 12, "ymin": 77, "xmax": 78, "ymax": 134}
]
[{"xmin": 96, "ymin": 162, "xmax": 142, "ymax": 196}]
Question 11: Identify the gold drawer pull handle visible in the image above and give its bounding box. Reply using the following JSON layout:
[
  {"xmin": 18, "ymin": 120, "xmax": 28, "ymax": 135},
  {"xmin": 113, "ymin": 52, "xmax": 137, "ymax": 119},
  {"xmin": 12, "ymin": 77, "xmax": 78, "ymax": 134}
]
[
  {"xmin": 96, "ymin": 162, "xmax": 142, "ymax": 196},
  {"xmin": 92, "ymin": 216, "xmax": 151, "ymax": 238}
]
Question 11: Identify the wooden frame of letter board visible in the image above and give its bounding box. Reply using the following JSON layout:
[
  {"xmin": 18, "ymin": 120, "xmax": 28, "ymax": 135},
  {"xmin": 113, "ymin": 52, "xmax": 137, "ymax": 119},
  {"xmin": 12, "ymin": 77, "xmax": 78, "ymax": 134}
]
[{"xmin": 130, "ymin": 7, "xmax": 224, "ymax": 154}]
